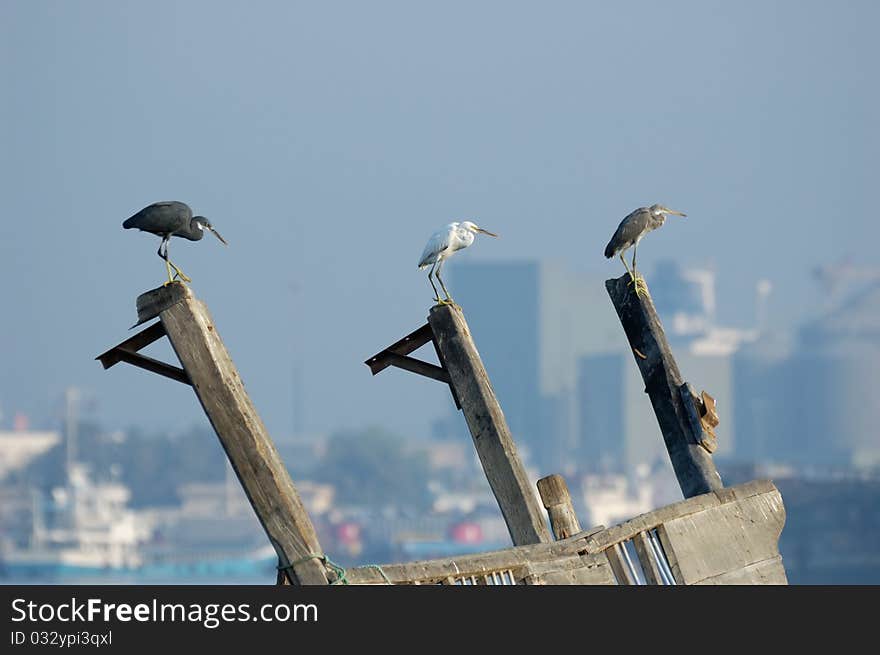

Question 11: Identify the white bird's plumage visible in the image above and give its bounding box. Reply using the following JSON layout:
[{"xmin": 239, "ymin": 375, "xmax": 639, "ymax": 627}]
[
  {"xmin": 417, "ymin": 220, "xmax": 497, "ymax": 303},
  {"xmin": 418, "ymin": 221, "xmax": 476, "ymax": 269}
]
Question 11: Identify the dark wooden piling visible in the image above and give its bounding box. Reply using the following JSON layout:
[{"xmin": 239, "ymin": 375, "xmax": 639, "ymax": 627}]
[
  {"xmin": 605, "ymin": 274, "xmax": 723, "ymax": 498},
  {"xmin": 428, "ymin": 304, "xmax": 551, "ymax": 546}
]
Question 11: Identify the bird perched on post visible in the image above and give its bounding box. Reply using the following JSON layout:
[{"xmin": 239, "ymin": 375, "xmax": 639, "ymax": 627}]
[
  {"xmin": 604, "ymin": 204, "xmax": 686, "ymax": 296},
  {"xmin": 418, "ymin": 221, "xmax": 498, "ymax": 305},
  {"xmin": 123, "ymin": 201, "xmax": 227, "ymax": 285}
]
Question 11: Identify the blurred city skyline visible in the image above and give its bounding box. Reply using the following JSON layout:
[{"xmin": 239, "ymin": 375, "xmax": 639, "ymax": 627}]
[{"xmin": 2, "ymin": 1, "xmax": 877, "ymax": 442}]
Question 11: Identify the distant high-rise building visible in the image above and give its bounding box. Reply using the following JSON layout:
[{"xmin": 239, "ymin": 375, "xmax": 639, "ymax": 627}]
[
  {"xmin": 447, "ymin": 260, "xmax": 619, "ymax": 472},
  {"xmin": 776, "ymin": 281, "xmax": 880, "ymax": 469},
  {"xmin": 732, "ymin": 331, "xmax": 794, "ymax": 464},
  {"xmin": 732, "ymin": 280, "xmax": 880, "ymax": 470}
]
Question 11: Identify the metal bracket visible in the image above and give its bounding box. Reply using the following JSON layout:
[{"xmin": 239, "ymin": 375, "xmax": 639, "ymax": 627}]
[
  {"xmin": 96, "ymin": 320, "xmax": 191, "ymax": 386},
  {"xmin": 365, "ymin": 322, "xmax": 461, "ymax": 410}
]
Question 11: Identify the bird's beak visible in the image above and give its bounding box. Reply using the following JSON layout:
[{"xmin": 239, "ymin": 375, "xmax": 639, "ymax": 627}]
[
  {"xmin": 476, "ymin": 227, "xmax": 498, "ymax": 237},
  {"xmin": 208, "ymin": 226, "xmax": 228, "ymax": 245},
  {"xmin": 667, "ymin": 209, "xmax": 687, "ymax": 217}
]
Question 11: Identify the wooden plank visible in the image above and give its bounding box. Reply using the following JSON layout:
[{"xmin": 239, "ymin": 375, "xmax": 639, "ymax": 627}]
[
  {"xmin": 582, "ymin": 479, "xmax": 777, "ymax": 553},
  {"xmin": 160, "ymin": 295, "xmax": 328, "ymax": 585},
  {"xmin": 694, "ymin": 556, "xmax": 787, "ymax": 585},
  {"xmin": 346, "ymin": 534, "xmax": 606, "ymax": 583},
  {"xmin": 523, "ymin": 556, "xmax": 617, "ymax": 585},
  {"xmin": 96, "ymin": 321, "xmax": 167, "ymax": 369},
  {"xmin": 605, "ymin": 273, "xmax": 723, "ymax": 498},
  {"xmin": 537, "ymin": 474, "xmax": 582, "ymax": 540},
  {"xmin": 606, "ymin": 543, "xmax": 634, "ymax": 585},
  {"xmin": 346, "ymin": 538, "xmax": 582, "ymax": 584},
  {"xmin": 365, "ymin": 323, "xmax": 434, "ymax": 375},
  {"xmin": 428, "ymin": 303, "xmax": 550, "ymax": 546},
  {"xmin": 656, "ymin": 524, "xmax": 682, "ymax": 584},
  {"xmin": 583, "ymin": 492, "xmax": 720, "ymax": 553},
  {"xmin": 632, "ymin": 531, "xmax": 663, "ymax": 585},
  {"xmin": 655, "ymin": 487, "xmax": 787, "ymax": 585}
]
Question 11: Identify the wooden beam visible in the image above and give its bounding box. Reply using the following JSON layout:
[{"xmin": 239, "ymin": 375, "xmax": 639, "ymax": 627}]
[
  {"xmin": 606, "ymin": 542, "xmax": 636, "ymax": 585},
  {"xmin": 428, "ymin": 303, "xmax": 550, "ymax": 546},
  {"xmin": 632, "ymin": 531, "xmax": 664, "ymax": 585},
  {"xmin": 537, "ymin": 474, "xmax": 582, "ymax": 540},
  {"xmin": 158, "ymin": 291, "xmax": 328, "ymax": 584},
  {"xmin": 605, "ymin": 274, "xmax": 723, "ymax": 498}
]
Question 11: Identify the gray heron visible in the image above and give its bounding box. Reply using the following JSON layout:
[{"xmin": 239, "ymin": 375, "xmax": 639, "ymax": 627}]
[
  {"xmin": 123, "ymin": 201, "xmax": 227, "ymax": 284},
  {"xmin": 604, "ymin": 204, "xmax": 686, "ymax": 294},
  {"xmin": 418, "ymin": 221, "xmax": 498, "ymax": 304}
]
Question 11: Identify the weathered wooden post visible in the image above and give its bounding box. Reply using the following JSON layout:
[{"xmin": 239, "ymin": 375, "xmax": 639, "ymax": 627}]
[
  {"xmin": 605, "ymin": 274, "xmax": 723, "ymax": 498},
  {"xmin": 537, "ymin": 474, "xmax": 581, "ymax": 540},
  {"xmin": 428, "ymin": 304, "xmax": 550, "ymax": 546},
  {"xmin": 366, "ymin": 304, "xmax": 550, "ymax": 546},
  {"xmin": 97, "ymin": 283, "xmax": 328, "ymax": 584}
]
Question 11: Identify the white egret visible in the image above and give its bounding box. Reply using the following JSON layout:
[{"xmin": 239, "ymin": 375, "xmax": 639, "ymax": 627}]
[{"xmin": 418, "ymin": 221, "xmax": 498, "ymax": 304}]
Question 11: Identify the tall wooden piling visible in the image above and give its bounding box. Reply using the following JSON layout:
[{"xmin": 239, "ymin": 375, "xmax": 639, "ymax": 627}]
[
  {"xmin": 605, "ymin": 275, "xmax": 723, "ymax": 498},
  {"xmin": 150, "ymin": 285, "xmax": 328, "ymax": 584},
  {"xmin": 428, "ymin": 303, "xmax": 551, "ymax": 546}
]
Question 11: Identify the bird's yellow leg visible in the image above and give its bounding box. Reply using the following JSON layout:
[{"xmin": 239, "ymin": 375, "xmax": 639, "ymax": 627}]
[
  {"xmin": 629, "ymin": 266, "xmax": 648, "ymax": 298},
  {"xmin": 435, "ymin": 263, "xmax": 456, "ymax": 306},
  {"xmin": 625, "ymin": 276, "xmax": 648, "ymax": 297},
  {"xmin": 428, "ymin": 265, "xmax": 442, "ymax": 303},
  {"xmin": 620, "ymin": 253, "xmax": 636, "ymax": 282},
  {"xmin": 168, "ymin": 260, "xmax": 192, "ymax": 284},
  {"xmin": 163, "ymin": 259, "xmax": 176, "ymax": 286},
  {"xmin": 630, "ymin": 247, "xmax": 649, "ymax": 298},
  {"xmin": 632, "ymin": 276, "xmax": 649, "ymax": 298},
  {"xmin": 620, "ymin": 251, "xmax": 647, "ymax": 297}
]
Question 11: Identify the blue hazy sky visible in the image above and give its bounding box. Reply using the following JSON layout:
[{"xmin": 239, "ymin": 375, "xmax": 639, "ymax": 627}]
[{"xmin": 1, "ymin": 1, "xmax": 877, "ymax": 438}]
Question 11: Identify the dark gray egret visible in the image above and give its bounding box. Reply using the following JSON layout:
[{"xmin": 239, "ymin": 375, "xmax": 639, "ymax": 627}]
[
  {"xmin": 604, "ymin": 204, "xmax": 686, "ymax": 294},
  {"xmin": 123, "ymin": 201, "xmax": 227, "ymax": 284},
  {"xmin": 418, "ymin": 221, "xmax": 498, "ymax": 304}
]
